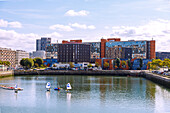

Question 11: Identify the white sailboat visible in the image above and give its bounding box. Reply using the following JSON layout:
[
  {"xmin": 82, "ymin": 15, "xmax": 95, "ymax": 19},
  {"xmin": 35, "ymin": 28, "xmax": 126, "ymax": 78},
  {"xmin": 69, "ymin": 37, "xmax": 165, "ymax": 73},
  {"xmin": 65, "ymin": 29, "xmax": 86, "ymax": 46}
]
[
  {"xmin": 46, "ymin": 82, "xmax": 51, "ymax": 91},
  {"xmin": 66, "ymin": 83, "xmax": 72, "ymax": 91}
]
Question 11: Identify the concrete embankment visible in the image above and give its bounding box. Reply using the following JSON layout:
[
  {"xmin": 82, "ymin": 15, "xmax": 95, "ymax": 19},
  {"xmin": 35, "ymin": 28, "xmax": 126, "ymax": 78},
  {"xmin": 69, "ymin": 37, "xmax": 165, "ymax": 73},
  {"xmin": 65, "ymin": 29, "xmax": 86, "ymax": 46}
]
[
  {"xmin": 0, "ymin": 71, "xmax": 13, "ymax": 78},
  {"xmin": 143, "ymin": 72, "xmax": 170, "ymax": 89},
  {"xmin": 14, "ymin": 70, "xmax": 144, "ymax": 76}
]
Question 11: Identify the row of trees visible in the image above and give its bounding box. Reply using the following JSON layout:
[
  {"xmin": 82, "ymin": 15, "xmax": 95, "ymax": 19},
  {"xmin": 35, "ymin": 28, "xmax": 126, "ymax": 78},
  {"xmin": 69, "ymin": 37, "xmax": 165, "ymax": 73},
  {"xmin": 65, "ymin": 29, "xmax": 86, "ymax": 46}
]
[
  {"xmin": 147, "ymin": 58, "xmax": 170, "ymax": 70},
  {"xmin": 99, "ymin": 58, "xmax": 143, "ymax": 70},
  {"xmin": 20, "ymin": 58, "xmax": 44, "ymax": 69},
  {"xmin": 0, "ymin": 60, "xmax": 11, "ymax": 67}
]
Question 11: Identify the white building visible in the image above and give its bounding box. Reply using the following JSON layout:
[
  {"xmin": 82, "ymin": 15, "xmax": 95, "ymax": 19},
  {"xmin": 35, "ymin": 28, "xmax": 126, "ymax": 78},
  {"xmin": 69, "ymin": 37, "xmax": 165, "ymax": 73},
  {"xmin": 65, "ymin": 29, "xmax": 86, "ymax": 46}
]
[
  {"xmin": 33, "ymin": 50, "xmax": 46, "ymax": 59},
  {"xmin": 15, "ymin": 50, "xmax": 29, "ymax": 67}
]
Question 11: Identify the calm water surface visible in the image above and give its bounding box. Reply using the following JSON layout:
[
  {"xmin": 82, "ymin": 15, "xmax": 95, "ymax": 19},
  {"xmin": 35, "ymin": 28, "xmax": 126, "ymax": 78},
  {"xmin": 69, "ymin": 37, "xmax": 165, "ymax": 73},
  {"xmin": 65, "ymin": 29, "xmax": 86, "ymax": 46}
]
[{"xmin": 0, "ymin": 75, "xmax": 170, "ymax": 113}]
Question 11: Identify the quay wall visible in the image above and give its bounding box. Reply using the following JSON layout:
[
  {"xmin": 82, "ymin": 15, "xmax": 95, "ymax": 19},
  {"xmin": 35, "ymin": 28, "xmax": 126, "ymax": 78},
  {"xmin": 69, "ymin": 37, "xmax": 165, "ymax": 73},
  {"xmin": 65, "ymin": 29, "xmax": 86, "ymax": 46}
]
[
  {"xmin": 0, "ymin": 71, "xmax": 13, "ymax": 78},
  {"xmin": 143, "ymin": 72, "xmax": 170, "ymax": 89},
  {"xmin": 14, "ymin": 70, "xmax": 144, "ymax": 76}
]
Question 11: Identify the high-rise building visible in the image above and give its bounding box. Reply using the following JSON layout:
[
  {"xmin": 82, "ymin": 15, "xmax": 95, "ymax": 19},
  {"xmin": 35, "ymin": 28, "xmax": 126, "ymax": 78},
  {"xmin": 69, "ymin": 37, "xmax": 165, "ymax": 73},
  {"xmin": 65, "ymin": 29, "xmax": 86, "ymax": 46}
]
[
  {"xmin": 36, "ymin": 39, "xmax": 41, "ymax": 51},
  {"xmin": 58, "ymin": 43, "xmax": 90, "ymax": 63},
  {"xmin": 41, "ymin": 37, "xmax": 51, "ymax": 51},
  {"xmin": 15, "ymin": 50, "xmax": 29, "ymax": 67},
  {"xmin": 0, "ymin": 47, "xmax": 16, "ymax": 67},
  {"xmin": 36, "ymin": 37, "xmax": 51, "ymax": 51}
]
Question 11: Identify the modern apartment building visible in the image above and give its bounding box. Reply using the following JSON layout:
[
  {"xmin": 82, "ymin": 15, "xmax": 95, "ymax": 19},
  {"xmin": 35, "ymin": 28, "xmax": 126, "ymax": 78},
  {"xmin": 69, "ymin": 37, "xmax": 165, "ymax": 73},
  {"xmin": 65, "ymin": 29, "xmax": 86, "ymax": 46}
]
[
  {"xmin": 15, "ymin": 50, "xmax": 29, "ymax": 67},
  {"xmin": 83, "ymin": 42, "xmax": 101, "ymax": 62},
  {"xmin": 36, "ymin": 37, "xmax": 51, "ymax": 51},
  {"xmin": 58, "ymin": 43, "xmax": 90, "ymax": 63},
  {"xmin": 46, "ymin": 43, "xmax": 58, "ymax": 59},
  {"xmin": 0, "ymin": 47, "xmax": 16, "ymax": 67},
  {"xmin": 103, "ymin": 38, "xmax": 155, "ymax": 59}
]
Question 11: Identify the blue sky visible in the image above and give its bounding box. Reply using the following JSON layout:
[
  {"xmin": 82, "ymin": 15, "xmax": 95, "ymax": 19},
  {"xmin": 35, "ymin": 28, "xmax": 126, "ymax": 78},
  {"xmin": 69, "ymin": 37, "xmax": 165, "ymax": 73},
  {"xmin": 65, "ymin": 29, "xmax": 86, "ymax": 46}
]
[{"xmin": 0, "ymin": 0, "xmax": 170, "ymax": 52}]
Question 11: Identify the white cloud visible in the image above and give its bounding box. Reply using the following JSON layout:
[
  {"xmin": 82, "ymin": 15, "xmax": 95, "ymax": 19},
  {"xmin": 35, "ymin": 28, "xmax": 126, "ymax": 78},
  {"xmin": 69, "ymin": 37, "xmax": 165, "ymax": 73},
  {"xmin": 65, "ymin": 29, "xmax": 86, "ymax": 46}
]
[
  {"xmin": 88, "ymin": 25, "xmax": 96, "ymax": 30},
  {"xmin": 111, "ymin": 19, "xmax": 170, "ymax": 52},
  {"xmin": 69, "ymin": 23, "xmax": 96, "ymax": 30},
  {"xmin": 104, "ymin": 26, "xmax": 109, "ymax": 29},
  {"xmin": 65, "ymin": 10, "xmax": 89, "ymax": 16},
  {"xmin": 49, "ymin": 24, "xmax": 74, "ymax": 31},
  {"xmin": 8, "ymin": 21, "xmax": 22, "ymax": 28},
  {"xmin": 0, "ymin": 19, "xmax": 22, "ymax": 28},
  {"xmin": 44, "ymin": 32, "xmax": 63, "ymax": 38},
  {"xmin": 0, "ymin": 19, "xmax": 8, "ymax": 27},
  {"xmin": 0, "ymin": 28, "xmax": 62, "ymax": 52}
]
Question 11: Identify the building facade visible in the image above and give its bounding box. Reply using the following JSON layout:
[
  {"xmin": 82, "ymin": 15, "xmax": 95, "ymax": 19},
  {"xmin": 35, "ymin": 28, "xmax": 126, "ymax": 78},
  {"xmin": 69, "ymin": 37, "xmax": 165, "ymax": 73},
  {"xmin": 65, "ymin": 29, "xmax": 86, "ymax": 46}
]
[
  {"xmin": 0, "ymin": 47, "xmax": 16, "ymax": 67},
  {"xmin": 105, "ymin": 40, "xmax": 155, "ymax": 59},
  {"xmin": 36, "ymin": 37, "xmax": 51, "ymax": 51},
  {"xmin": 58, "ymin": 44, "xmax": 90, "ymax": 63},
  {"xmin": 83, "ymin": 42, "xmax": 101, "ymax": 62},
  {"xmin": 36, "ymin": 39, "xmax": 41, "ymax": 51},
  {"xmin": 156, "ymin": 52, "xmax": 170, "ymax": 60},
  {"xmin": 46, "ymin": 43, "xmax": 58, "ymax": 59},
  {"xmin": 33, "ymin": 50, "xmax": 46, "ymax": 59},
  {"xmin": 15, "ymin": 50, "xmax": 29, "ymax": 67}
]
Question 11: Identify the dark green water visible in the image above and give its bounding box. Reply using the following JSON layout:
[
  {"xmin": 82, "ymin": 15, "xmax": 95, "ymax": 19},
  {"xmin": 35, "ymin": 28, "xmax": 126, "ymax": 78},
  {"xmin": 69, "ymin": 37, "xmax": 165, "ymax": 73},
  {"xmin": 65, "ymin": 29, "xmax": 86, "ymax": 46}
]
[{"xmin": 0, "ymin": 76, "xmax": 170, "ymax": 113}]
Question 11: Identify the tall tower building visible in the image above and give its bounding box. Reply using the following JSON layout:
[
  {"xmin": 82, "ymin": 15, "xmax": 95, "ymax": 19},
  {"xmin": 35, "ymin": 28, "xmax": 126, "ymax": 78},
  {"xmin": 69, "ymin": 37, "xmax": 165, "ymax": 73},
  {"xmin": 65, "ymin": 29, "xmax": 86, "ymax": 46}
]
[
  {"xmin": 41, "ymin": 37, "xmax": 51, "ymax": 51},
  {"xmin": 36, "ymin": 37, "xmax": 51, "ymax": 51},
  {"xmin": 36, "ymin": 39, "xmax": 41, "ymax": 51}
]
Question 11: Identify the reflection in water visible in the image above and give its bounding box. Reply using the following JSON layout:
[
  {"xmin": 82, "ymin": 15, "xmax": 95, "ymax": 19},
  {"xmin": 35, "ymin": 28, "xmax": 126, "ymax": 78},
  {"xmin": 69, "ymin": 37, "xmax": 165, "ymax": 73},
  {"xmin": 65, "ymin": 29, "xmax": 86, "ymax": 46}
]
[
  {"xmin": 0, "ymin": 76, "xmax": 170, "ymax": 113},
  {"xmin": 67, "ymin": 92, "xmax": 71, "ymax": 108},
  {"xmin": 46, "ymin": 91, "xmax": 50, "ymax": 101}
]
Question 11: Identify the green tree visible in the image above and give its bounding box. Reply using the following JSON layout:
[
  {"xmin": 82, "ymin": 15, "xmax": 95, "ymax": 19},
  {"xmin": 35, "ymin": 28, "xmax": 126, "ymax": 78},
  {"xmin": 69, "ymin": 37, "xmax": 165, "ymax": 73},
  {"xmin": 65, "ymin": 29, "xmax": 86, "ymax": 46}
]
[
  {"xmin": 20, "ymin": 58, "xmax": 26, "ymax": 68},
  {"xmin": 104, "ymin": 62, "xmax": 109, "ymax": 69},
  {"xmin": 3, "ymin": 61, "xmax": 11, "ymax": 66},
  {"xmin": 33, "ymin": 57, "xmax": 43, "ymax": 67},
  {"xmin": 53, "ymin": 64, "xmax": 57, "ymax": 67},
  {"xmin": 95, "ymin": 62, "xmax": 100, "ymax": 67},
  {"xmin": 0, "ymin": 60, "xmax": 3, "ymax": 65},
  {"xmin": 128, "ymin": 59, "xmax": 131, "ymax": 70},
  {"xmin": 139, "ymin": 58, "xmax": 143, "ymax": 69},
  {"xmin": 69, "ymin": 62, "xmax": 74, "ymax": 68},
  {"xmin": 20, "ymin": 58, "xmax": 34, "ymax": 69},
  {"xmin": 34, "ymin": 63, "xmax": 39, "ymax": 68},
  {"xmin": 121, "ymin": 60, "xmax": 127, "ymax": 68},
  {"xmin": 87, "ymin": 64, "xmax": 92, "ymax": 68},
  {"xmin": 116, "ymin": 58, "xmax": 120, "ymax": 68}
]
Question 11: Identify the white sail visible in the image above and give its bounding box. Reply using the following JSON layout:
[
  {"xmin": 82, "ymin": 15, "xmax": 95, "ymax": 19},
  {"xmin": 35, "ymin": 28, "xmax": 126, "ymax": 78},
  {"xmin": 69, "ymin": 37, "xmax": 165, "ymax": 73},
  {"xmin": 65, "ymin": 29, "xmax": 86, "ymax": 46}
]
[
  {"xmin": 46, "ymin": 82, "xmax": 51, "ymax": 89},
  {"xmin": 66, "ymin": 83, "xmax": 72, "ymax": 90}
]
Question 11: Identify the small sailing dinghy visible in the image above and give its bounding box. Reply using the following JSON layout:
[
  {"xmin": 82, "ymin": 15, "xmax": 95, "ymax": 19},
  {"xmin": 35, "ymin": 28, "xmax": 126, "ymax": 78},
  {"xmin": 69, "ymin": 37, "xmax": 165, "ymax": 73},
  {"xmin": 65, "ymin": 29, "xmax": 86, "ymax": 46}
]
[
  {"xmin": 66, "ymin": 83, "xmax": 72, "ymax": 92},
  {"xmin": 46, "ymin": 82, "xmax": 51, "ymax": 91},
  {"xmin": 14, "ymin": 84, "xmax": 23, "ymax": 91},
  {"xmin": 54, "ymin": 83, "xmax": 62, "ymax": 91}
]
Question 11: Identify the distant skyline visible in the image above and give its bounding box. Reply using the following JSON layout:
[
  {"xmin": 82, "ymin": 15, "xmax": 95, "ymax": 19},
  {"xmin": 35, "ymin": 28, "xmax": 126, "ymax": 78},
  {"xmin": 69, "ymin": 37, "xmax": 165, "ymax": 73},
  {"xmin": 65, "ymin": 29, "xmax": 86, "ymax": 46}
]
[{"xmin": 0, "ymin": 0, "xmax": 170, "ymax": 52}]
